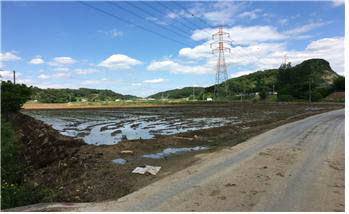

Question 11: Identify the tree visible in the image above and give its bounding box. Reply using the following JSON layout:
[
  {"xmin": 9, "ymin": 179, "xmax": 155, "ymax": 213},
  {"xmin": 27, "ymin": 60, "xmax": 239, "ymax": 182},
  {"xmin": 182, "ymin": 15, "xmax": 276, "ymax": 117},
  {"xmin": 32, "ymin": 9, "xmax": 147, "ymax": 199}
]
[
  {"xmin": 333, "ymin": 76, "xmax": 345, "ymax": 91},
  {"xmin": 1, "ymin": 81, "xmax": 32, "ymax": 114},
  {"xmin": 259, "ymin": 89, "xmax": 268, "ymax": 100}
]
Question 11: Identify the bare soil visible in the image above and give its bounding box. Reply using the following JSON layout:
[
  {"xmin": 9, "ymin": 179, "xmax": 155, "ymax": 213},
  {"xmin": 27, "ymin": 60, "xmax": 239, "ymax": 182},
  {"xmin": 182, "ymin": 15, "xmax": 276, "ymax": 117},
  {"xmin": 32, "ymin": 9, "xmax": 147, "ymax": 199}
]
[{"xmin": 14, "ymin": 103, "xmax": 343, "ymax": 204}]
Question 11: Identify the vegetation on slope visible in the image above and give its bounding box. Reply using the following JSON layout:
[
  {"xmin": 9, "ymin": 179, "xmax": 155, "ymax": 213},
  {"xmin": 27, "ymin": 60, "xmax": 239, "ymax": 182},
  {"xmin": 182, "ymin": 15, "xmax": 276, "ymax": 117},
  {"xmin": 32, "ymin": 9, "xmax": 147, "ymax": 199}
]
[
  {"xmin": 149, "ymin": 87, "xmax": 205, "ymax": 99},
  {"xmin": 1, "ymin": 81, "xmax": 54, "ymax": 209},
  {"xmin": 276, "ymin": 59, "xmax": 340, "ymax": 101},
  {"xmin": 30, "ymin": 87, "xmax": 138, "ymax": 103},
  {"xmin": 148, "ymin": 58, "xmax": 343, "ymax": 102}
]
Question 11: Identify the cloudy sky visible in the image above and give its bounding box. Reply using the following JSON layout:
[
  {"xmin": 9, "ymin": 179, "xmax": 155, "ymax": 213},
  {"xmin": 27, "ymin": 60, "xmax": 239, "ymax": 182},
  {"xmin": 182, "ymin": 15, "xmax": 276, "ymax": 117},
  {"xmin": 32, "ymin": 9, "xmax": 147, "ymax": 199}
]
[{"xmin": 1, "ymin": 0, "xmax": 345, "ymax": 97}]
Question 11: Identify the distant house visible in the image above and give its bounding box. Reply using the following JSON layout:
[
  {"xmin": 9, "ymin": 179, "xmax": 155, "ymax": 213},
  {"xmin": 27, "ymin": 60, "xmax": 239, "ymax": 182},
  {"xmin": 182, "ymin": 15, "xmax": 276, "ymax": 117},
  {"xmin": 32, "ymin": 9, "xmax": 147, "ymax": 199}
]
[
  {"xmin": 115, "ymin": 99, "xmax": 121, "ymax": 102},
  {"xmin": 206, "ymin": 97, "xmax": 213, "ymax": 101},
  {"xmin": 81, "ymin": 98, "xmax": 87, "ymax": 102}
]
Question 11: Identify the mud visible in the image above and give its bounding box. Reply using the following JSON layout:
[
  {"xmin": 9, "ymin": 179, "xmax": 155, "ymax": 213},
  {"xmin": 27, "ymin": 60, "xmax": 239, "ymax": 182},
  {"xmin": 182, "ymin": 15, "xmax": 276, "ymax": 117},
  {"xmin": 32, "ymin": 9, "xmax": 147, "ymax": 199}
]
[{"xmin": 15, "ymin": 103, "xmax": 342, "ymax": 205}]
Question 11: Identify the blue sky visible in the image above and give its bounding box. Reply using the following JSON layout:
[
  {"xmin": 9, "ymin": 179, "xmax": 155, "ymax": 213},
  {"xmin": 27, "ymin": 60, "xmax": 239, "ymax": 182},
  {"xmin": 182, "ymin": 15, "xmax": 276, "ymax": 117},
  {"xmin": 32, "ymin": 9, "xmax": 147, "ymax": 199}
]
[{"xmin": 1, "ymin": 0, "xmax": 345, "ymax": 97}]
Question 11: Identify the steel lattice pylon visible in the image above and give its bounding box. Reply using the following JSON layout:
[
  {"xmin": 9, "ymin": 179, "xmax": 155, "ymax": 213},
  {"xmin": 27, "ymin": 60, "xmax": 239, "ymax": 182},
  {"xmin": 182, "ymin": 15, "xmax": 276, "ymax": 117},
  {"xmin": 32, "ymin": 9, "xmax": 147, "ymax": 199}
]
[{"xmin": 211, "ymin": 27, "xmax": 231, "ymax": 97}]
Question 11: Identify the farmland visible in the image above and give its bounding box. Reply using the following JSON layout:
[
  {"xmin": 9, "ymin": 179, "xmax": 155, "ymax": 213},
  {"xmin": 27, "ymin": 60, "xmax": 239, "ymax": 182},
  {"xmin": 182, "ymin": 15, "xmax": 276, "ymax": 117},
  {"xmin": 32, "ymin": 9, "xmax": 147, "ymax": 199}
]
[{"xmin": 16, "ymin": 102, "xmax": 343, "ymax": 204}]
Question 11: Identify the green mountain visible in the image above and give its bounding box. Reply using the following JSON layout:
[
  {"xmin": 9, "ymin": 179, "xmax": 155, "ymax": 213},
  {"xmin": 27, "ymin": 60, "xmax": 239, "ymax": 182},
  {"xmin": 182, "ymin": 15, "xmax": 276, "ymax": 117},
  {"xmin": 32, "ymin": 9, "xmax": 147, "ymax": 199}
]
[
  {"xmin": 149, "ymin": 87, "xmax": 205, "ymax": 99},
  {"xmin": 148, "ymin": 58, "xmax": 341, "ymax": 100},
  {"xmin": 31, "ymin": 87, "xmax": 138, "ymax": 103}
]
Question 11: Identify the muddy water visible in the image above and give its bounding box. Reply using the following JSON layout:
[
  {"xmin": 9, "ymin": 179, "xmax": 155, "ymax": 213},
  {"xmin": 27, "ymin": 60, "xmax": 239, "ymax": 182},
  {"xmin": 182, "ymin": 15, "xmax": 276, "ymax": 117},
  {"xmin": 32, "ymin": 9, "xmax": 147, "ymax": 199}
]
[
  {"xmin": 143, "ymin": 146, "xmax": 209, "ymax": 159},
  {"xmin": 24, "ymin": 109, "xmax": 241, "ymax": 145}
]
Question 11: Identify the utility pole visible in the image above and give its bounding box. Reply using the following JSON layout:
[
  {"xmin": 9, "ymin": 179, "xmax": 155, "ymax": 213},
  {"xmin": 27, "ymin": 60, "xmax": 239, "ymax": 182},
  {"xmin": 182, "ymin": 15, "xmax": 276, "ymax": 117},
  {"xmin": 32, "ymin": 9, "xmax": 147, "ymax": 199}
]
[
  {"xmin": 211, "ymin": 26, "xmax": 231, "ymax": 99},
  {"xmin": 13, "ymin": 70, "xmax": 16, "ymax": 84},
  {"xmin": 192, "ymin": 87, "xmax": 195, "ymax": 100},
  {"xmin": 284, "ymin": 54, "xmax": 288, "ymax": 67}
]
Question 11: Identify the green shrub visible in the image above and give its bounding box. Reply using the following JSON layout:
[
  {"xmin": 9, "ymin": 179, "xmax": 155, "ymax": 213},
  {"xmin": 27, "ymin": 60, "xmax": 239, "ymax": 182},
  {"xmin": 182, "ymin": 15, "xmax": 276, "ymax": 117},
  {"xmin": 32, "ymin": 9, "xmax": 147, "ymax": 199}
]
[
  {"xmin": 311, "ymin": 91, "xmax": 323, "ymax": 102},
  {"xmin": 333, "ymin": 76, "xmax": 345, "ymax": 91},
  {"xmin": 1, "ymin": 81, "xmax": 32, "ymax": 114},
  {"xmin": 259, "ymin": 90, "xmax": 268, "ymax": 100},
  {"xmin": 1, "ymin": 121, "xmax": 54, "ymax": 209},
  {"xmin": 277, "ymin": 95, "xmax": 294, "ymax": 102}
]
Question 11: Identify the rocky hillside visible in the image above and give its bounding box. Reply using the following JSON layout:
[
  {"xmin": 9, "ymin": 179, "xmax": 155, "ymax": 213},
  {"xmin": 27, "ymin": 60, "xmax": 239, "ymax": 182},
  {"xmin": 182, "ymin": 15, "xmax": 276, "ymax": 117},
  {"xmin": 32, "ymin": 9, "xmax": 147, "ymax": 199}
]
[{"xmin": 148, "ymin": 58, "xmax": 341, "ymax": 99}]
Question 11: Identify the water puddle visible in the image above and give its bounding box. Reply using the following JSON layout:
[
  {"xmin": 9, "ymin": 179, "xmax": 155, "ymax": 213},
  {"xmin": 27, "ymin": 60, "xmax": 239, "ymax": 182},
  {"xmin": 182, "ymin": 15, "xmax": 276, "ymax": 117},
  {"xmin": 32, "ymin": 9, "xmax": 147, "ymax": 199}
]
[
  {"xmin": 24, "ymin": 110, "xmax": 241, "ymax": 145},
  {"xmin": 143, "ymin": 146, "xmax": 208, "ymax": 159},
  {"xmin": 112, "ymin": 158, "xmax": 127, "ymax": 165}
]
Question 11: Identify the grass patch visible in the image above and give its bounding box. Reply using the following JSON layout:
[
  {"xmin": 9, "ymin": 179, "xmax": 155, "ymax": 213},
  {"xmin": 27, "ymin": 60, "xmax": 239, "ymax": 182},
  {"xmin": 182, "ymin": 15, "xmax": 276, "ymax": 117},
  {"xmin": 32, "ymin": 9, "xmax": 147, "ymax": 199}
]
[{"xmin": 1, "ymin": 120, "xmax": 55, "ymax": 209}]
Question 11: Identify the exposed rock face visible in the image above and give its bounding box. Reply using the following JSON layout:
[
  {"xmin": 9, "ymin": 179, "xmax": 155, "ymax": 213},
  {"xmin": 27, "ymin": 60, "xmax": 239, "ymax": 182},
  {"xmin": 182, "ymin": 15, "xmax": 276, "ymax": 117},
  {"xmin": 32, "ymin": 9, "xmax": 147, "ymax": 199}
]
[{"xmin": 298, "ymin": 59, "xmax": 339, "ymax": 86}]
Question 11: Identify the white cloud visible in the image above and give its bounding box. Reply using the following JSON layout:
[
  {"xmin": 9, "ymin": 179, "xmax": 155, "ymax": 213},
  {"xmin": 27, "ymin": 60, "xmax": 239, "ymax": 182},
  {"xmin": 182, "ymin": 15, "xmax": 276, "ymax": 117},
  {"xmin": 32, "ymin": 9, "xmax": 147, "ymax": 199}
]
[
  {"xmin": 230, "ymin": 70, "xmax": 255, "ymax": 78},
  {"xmin": 192, "ymin": 21, "xmax": 329, "ymax": 44},
  {"xmin": 0, "ymin": 52, "xmax": 21, "ymax": 62},
  {"xmin": 151, "ymin": 35, "xmax": 344, "ymax": 76},
  {"xmin": 82, "ymin": 78, "xmax": 118, "ymax": 85},
  {"xmin": 239, "ymin": 9, "xmax": 262, "ymax": 20},
  {"xmin": 179, "ymin": 42, "xmax": 211, "ymax": 59},
  {"xmin": 146, "ymin": 17, "xmax": 168, "ymax": 25},
  {"xmin": 54, "ymin": 67, "xmax": 69, "ymax": 72},
  {"xmin": 55, "ymin": 72, "xmax": 71, "ymax": 78},
  {"xmin": 147, "ymin": 59, "xmax": 213, "ymax": 74},
  {"xmin": 38, "ymin": 74, "xmax": 50, "ymax": 79},
  {"xmin": 332, "ymin": 0, "xmax": 345, "ymax": 7},
  {"xmin": 17, "ymin": 78, "xmax": 33, "ymax": 85},
  {"xmin": 200, "ymin": 1, "xmax": 243, "ymax": 25},
  {"xmin": 236, "ymin": 37, "xmax": 344, "ymax": 74},
  {"xmin": 74, "ymin": 68, "xmax": 98, "ymax": 75},
  {"xmin": 98, "ymin": 29, "xmax": 123, "ymax": 38},
  {"xmin": 0, "ymin": 70, "xmax": 31, "ymax": 84},
  {"xmin": 38, "ymin": 72, "xmax": 71, "ymax": 80},
  {"xmin": 143, "ymin": 78, "xmax": 166, "ymax": 84},
  {"xmin": 0, "ymin": 70, "xmax": 14, "ymax": 79},
  {"xmin": 284, "ymin": 21, "xmax": 331, "ymax": 36},
  {"xmin": 99, "ymin": 54, "xmax": 143, "ymax": 69},
  {"xmin": 167, "ymin": 1, "xmax": 244, "ymax": 25},
  {"xmin": 132, "ymin": 83, "xmax": 142, "ymax": 86},
  {"xmin": 192, "ymin": 25, "xmax": 286, "ymax": 44},
  {"xmin": 29, "ymin": 56, "xmax": 45, "ymax": 64},
  {"xmin": 278, "ymin": 18, "xmax": 288, "ymax": 26},
  {"xmin": 48, "ymin": 57, "xmax": 77, "ymax": 66}
]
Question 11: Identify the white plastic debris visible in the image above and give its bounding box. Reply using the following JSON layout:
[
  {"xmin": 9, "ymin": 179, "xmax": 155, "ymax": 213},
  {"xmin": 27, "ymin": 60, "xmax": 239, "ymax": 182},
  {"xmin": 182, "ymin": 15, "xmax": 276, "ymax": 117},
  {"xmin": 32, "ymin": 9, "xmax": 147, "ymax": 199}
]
[{"xmin": 132, "ymin": 165, "xmax": 161, "ymax": 175}]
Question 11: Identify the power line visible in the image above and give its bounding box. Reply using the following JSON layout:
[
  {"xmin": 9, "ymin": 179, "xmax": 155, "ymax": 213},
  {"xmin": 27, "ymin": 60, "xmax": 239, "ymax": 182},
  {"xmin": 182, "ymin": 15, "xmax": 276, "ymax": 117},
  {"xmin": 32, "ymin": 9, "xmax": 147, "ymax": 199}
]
[
  {"xmin": 123, "ymin": 1, "xmax": 198, "ymax": 44},
  {"xmin": 107, "ymin": 1, "xmax": 197, "ymax": 45},
  {"xmin": 173, "ymin": 1, "xmax": 217, "ymax": 30},
  {"xmin": 78, "ymin": 1, "xmax": 193, "ymax": 47},
  {"xmin": 141, "ymin": 1, "xmax": 197, "ymax": 34},
  {"xmin": 164, "ymin": 1, "xmax": 214, "ymax": 36}
]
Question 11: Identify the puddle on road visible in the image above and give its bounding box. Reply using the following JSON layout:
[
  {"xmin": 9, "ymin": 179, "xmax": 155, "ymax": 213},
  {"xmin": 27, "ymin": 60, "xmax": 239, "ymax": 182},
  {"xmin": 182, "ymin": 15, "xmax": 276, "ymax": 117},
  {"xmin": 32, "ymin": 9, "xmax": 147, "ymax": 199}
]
[
  {"xmin": 112, "ymin": 158, "xmax": 127, "ymax": 165},
  {"xmin": 24, "ymin": 110, "xmax": 240, "ymax": 145},
  {"xmin": 143, "ymin": 146, "xmax": 209, "ymax": 159}
]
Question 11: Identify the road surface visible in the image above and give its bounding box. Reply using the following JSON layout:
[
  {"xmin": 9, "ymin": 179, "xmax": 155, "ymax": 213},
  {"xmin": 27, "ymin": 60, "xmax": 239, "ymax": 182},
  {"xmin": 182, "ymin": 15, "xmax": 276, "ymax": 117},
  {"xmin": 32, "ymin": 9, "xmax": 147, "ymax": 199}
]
[{"xmin": 8, "ymin": 109, "xmax": 345, "ymax": 212}]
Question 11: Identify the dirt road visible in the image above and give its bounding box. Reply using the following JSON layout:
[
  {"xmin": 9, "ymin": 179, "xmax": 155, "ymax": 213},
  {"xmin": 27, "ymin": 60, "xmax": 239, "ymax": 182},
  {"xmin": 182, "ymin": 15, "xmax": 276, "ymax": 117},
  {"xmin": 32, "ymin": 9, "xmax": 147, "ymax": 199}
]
[{"xmin": 75, "ymin": 109, "xmax": 344, "ymax": 212}]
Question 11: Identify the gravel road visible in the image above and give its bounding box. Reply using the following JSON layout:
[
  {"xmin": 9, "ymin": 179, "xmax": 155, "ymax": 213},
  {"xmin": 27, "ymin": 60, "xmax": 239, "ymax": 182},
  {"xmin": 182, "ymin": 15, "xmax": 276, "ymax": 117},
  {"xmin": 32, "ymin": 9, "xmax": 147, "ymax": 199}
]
[{"xmin": 75, "ymin": 109, "xmax": 344, "ymax": 212}]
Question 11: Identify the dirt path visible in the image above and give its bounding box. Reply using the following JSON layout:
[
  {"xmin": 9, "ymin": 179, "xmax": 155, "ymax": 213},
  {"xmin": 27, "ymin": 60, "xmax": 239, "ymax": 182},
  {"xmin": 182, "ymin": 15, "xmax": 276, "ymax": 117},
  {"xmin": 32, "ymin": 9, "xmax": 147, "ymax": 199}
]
[{"xmin": 74, "ymin": 109, "xmax": 344, "ymax": 212}]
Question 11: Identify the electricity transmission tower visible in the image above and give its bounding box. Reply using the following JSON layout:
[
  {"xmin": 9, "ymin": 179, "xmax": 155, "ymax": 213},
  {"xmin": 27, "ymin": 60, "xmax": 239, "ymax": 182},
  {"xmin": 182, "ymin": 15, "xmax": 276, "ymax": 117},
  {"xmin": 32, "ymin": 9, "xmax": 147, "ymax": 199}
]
[{"xmin": 211, "ymin": 27, "xmax": 231, "ymax": 98}]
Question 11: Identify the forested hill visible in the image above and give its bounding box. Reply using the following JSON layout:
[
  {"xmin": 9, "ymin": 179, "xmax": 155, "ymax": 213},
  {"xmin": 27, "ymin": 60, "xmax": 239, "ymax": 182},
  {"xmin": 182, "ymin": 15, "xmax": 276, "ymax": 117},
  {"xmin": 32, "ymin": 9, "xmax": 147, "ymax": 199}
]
[
  {"xmin": 148, "ymin": 87, "xmax": 205, "ymax": 99},
  {"xmin": 148, "ymin": 58, "xmax": 341, "ymax": 100},
  {"xmin": 31, "ymin": 87, "xmax": 138, "ymax": 103}
]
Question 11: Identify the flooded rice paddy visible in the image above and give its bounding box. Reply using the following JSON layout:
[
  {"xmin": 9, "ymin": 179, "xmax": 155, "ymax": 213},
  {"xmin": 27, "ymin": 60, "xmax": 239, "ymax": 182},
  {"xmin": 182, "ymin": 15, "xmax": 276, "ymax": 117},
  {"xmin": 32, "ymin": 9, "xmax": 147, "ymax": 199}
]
[{"xmin": 24, "ymin": 109, "xmax": 241, "ymax": 145}]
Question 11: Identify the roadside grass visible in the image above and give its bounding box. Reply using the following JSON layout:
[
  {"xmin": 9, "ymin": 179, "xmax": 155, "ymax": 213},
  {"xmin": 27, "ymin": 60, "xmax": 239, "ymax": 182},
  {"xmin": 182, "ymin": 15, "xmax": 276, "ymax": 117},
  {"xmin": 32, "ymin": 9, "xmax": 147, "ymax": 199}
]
[{"xmin": 1, "ymin": 120, "xmax": 55, "ymax": 209}]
